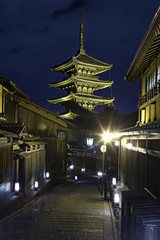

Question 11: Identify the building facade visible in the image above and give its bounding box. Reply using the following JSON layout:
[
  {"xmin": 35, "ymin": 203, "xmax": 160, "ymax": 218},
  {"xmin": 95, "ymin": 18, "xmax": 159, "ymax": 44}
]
[
  {"xmin": 0, "ymin": 75, "xmax": 68, "ymax": 196},
  {"xmin": 118, "ymin": 7, "xmax": 160, "ymax": 200}
]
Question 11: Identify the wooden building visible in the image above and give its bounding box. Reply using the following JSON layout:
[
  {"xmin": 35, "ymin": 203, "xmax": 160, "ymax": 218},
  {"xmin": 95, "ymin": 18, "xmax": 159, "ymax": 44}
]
[
  {"xmin": 0, "ymin": 75, "xmax": 68, "ymax": 196},
  {"xmin": 118, "ymin": 7, "xmax": 160, "ymax": 199}
]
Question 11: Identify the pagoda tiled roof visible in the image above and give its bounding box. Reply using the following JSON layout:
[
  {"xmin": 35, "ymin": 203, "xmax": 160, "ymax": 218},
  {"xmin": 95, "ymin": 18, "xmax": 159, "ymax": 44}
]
[
  {"xmin": 60, "ymin": 110, "xmax": 78, "ymax": 119},
  {"xmin": 75, "ymin": 50, "xmax": 111, "ymax": 67},
  {"xmin": 51, "ymin": 50, "xmax": 112, "ymax": 73}
]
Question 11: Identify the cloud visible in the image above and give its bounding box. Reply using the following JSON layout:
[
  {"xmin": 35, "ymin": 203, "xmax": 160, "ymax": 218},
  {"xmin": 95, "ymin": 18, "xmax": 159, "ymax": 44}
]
[{"xmin": 51, "ymin": 0, "xmax": 87, "ymax": 18}]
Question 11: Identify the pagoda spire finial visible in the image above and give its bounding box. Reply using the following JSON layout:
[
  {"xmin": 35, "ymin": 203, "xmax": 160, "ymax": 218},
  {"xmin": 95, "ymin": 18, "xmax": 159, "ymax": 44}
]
[{"xmin": 80, "ymin": 9, "xmax": 84, "ymax": 51}]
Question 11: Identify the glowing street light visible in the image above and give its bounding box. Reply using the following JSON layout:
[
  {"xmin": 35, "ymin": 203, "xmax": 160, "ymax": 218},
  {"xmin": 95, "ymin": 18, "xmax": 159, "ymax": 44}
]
[
  {"xmin": 46, "ymin": 172, "xmax": 50, "ymax": 179},
  {"xmin": 15, "ymin": 182, "xmax": 20, "ymax": 193},
  {"xmin": 70, "ymin": 165, "xmax": 74, "ymax": 170},
  {"xmin": 112, "ymin": 177, "xmax": 117, "ymax": 187},
  {"xmin": 115, "ymin": 141, "xmax": 120, "ymax": 147},
  {"xmin": 114, "ymin": 193, "xmax": 120, "ymax": 206},
  {"xmin": 97, "ymin": 171, "xmax": 103, "ymax": 177},
  {"xmin": 126, "ymin": 142, "xmax": 133, "ymax": 149},
  {"xmin": 102, "ymin": 132, "xmax": 112, "ymax": 143},
  {"xmin": 35, "ymin": 181, "xmax": 38, "ymax": 190}
]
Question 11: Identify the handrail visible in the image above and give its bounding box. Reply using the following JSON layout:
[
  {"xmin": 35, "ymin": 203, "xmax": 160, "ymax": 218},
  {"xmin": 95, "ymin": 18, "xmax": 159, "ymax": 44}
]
[{"xmin": 139, "ymin": 81, "xmax": 160, "ymax": 105}]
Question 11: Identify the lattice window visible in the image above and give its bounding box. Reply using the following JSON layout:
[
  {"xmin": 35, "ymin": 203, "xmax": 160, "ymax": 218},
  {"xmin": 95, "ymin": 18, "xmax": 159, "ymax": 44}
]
[
  {"xmin": 157, "ymin": 65, "xmax": 160, "ymax": 82},
  {"xmin": 146, "ymin": 71, "xmax": 156, "ymax": 92}
]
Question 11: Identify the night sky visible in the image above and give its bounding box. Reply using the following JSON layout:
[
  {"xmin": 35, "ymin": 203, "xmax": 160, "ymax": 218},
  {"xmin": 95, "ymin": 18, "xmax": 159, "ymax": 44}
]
[{"xmin": 0, "ymin": 0, "xmax": 159, "ymax": 114}]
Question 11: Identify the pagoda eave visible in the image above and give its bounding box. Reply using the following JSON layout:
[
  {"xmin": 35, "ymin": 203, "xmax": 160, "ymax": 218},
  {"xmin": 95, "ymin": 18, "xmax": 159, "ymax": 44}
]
[
  {"xmin": 48, "ymin": 93, "xmax": 114, "ymax": 106},
  {"xmin": 48, "ymin": 94, "xmax": 73, "ymax": 104},
  {"xmin": 60, "ymin": 111, "xmax": 79, "ymax": 119},
  {"xmin": 50, "ymin": 76, "xmax": 113, "ymax": 89}
]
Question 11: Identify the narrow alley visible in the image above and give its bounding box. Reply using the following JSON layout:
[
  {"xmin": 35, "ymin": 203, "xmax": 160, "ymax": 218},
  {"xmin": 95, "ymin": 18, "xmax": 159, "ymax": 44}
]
[{"xmin": 0, "ymin": 175, "xmax": 120, "ymax": 240}]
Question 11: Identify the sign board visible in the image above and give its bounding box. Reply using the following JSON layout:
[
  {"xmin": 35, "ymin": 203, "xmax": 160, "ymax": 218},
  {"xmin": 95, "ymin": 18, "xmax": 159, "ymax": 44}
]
[{"xmin": 58, "ymin": 131, "xmax": 65, "ymax": 141}]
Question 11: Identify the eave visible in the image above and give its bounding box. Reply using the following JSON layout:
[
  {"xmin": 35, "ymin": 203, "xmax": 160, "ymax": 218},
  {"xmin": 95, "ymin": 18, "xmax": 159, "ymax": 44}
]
[
  {"xmin": 125, "ymin": 7, "xmax": 160, "ymax": 82},
  {"xmin": 50, "ymin": 76, "xmax": 113, "ymax": 89},
  {"xmin": 48, "ymin": 94, "xmax": 73, "ymax": 104},
  {"xmin": 60, "ymin": 111, "xmax": 79, "ymax": 119},
  {"xmin": 48, "ymin": 92, "xmax": 114, "ymax": 105},
  {"xmin": 0, "ymin": 75, "xmax": 29, "ymax": 100},
  {"xmin": 74, "ymin": 93, "xmax": 114, "ymax": 104}
]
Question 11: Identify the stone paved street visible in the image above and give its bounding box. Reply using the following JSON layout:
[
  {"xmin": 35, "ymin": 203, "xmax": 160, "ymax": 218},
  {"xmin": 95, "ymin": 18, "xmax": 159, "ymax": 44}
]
[{"xmin": 0, "ymin": 176, "xmax": 120, "ymax": 240}]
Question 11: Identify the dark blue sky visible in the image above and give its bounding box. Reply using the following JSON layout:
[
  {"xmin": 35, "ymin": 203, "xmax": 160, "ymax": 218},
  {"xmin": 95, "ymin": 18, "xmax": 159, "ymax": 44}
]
[{"xmin": 0, "ymin": 0, "xmax": 160, "ymax": 114}]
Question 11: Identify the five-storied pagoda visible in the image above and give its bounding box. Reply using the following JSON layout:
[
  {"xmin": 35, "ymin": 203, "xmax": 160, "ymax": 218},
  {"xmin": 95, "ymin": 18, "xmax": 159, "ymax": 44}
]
[{"xmin": 48, "ymin": 11, "xmax": 114, "ymax": 119}]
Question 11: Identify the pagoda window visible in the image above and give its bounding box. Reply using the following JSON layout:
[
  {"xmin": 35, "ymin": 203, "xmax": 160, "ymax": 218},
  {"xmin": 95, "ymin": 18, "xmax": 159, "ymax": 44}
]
[
  {"xmin": 83, "ymin": 69, "xmax": 87, "ymax": 74},
  {"xmin": 77, "ymin": 85, "xmax": 82, "ymax": 93},
  {"xmin": 88, "ymin": 87, "xmax": 92, "ymax": 94},
  {"xmin": 83, "ymin": 86, "xmax": 87, "ymax": 93},
  {"xmin": 78, "ymin": 68, "xmax": 82, "ymax": 73},
  {"xmin": 83, "ymin": 102, "xmax": 88, "ymax": 108}
]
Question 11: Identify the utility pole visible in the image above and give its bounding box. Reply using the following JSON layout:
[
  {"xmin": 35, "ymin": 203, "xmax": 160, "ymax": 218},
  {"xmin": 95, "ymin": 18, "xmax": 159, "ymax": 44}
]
[{"xmin": 9, "ymin": 48, "xmax": 20, "ymax": 79}]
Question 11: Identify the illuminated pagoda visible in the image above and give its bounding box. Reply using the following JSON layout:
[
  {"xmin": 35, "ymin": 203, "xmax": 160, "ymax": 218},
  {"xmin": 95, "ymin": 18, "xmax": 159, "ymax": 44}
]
[{"xmin": 48, "ymin": 11, "xmax": 114, "ymax": 119}]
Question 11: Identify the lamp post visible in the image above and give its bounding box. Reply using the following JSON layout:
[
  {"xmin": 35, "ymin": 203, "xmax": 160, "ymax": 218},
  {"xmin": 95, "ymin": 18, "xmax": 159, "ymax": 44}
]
[
  {"xmin": 100, "ymin": 144, "xmax": 107, "ymax": 199},
  {"xmin": 101, "ymin": 132, "xmax": 112, "ymax": 200}
]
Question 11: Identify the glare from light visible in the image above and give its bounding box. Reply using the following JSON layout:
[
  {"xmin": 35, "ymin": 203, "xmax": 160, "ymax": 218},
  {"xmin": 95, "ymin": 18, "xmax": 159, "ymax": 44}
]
[
  {"xmin": 102, "ymin": 132, "xmax": 112, "ymax": 143},
  {"xmin": 126, "ymin": 142, "xmax": 133, "ymax": 149},
  {"xmin": 97, "ymin": 171, "xmax": 103, "ymax": 177},
  {"xmin": 114, "ymin": 193, "xmax": 120, "ymax": 204},
  {"xmin": 15, "ymin": 182, "xmax": 20, "ymax": 193}
]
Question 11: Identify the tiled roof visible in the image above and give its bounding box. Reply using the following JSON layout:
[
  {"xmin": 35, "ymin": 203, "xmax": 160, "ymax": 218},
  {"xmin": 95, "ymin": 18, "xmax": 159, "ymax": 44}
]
[
  {"xmin": 74, "ymin": 52, "xmax": 111, "ymax": 67},
  {"xmin": 126, "ymin": 7, "xmax": 160, "ymax": 82},
  {"xmin": 0, "ymin": 76, "xmax": 29, "ymax": 99}
]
